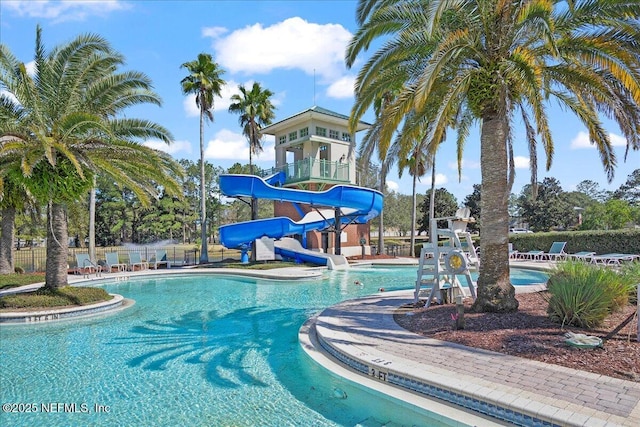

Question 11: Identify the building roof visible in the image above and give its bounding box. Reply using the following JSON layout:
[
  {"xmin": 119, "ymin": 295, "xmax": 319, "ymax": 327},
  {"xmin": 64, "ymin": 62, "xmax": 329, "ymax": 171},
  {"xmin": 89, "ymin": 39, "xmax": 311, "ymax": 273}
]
[{"xmin": 262, "ymin": 105, "xmax": 372, "ymax": 134}]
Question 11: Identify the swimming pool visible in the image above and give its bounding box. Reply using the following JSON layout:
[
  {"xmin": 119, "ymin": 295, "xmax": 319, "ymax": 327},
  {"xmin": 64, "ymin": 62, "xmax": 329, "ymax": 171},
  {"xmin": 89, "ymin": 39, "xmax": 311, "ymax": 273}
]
[{"xmin": 0, "ymin": 267, "xmax": 547, "ymax": 426}]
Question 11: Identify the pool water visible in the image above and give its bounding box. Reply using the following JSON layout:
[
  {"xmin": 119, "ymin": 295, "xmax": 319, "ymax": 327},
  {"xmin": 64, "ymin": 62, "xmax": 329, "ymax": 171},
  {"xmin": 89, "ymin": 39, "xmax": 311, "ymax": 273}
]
[{"xmin": 0, "ymin": 267, "xmax": 547, "ymax": 426}]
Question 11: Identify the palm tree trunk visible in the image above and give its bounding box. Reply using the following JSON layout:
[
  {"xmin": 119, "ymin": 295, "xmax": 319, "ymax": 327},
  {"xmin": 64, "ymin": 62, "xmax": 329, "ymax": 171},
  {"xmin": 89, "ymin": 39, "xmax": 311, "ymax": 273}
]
[
  {"xmin": 410, "ymin": 173, "xmax": 417, "ymax": 256},
  {"xmin": 45, "ymin": 202, "xmax": 69, "ymax": 289},
  {"xmin": 429, "ymin": 160, "xmax": 436, "ymax": 243},
  {"xmin": 249, "ymin": 148, "xmax": 257, "ymax": 220},
  {"xmin": 199, "ymin": 108, "xmax": 209, "ymax": 263},
  {"xmin": 89, "ymin": 184, "xmax": 97, "ymax": 263},
  {"xmin": 471, "ymin": 112, "xmax": 518, "ymax": 313},
  {"xmin": 249, "ymin": 146, "xmax": 254, "ymax": 176},
  {"xmin": 377, "ymin": 162, "xmax": 387, "ymax": 255},
  {"xmin": 0, "ymin": 207, "xmax": 16, "ymax": 274},
  {"xmin": 247, "ymin": 147, "xmax": 258, "ymax": 262}
]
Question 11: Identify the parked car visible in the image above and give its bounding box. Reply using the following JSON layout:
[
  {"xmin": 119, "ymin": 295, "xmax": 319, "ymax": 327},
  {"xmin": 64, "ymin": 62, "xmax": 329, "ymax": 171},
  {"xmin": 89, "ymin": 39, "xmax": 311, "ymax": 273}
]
[{"xmin": 509, "ymin": 228, "xmax": 533, "ymax": 234}]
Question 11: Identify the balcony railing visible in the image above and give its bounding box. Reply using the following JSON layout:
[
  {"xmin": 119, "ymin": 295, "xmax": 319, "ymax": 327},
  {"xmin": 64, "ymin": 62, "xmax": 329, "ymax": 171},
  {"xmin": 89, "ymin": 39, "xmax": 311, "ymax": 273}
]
[{"xmin": 262, "ymin": 158, "xmax": 350, "ymax": 184}]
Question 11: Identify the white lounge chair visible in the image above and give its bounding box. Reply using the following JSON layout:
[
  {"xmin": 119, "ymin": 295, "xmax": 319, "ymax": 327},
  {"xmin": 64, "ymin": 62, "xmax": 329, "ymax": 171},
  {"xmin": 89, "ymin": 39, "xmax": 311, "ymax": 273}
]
[
  {"xmin": 568, "ymin": 251, "xmax": 596, "ymax": 262},
  {"xmin": 590, "ymin": 253, "xmax": 640, "ymax": 266},
  {"xmin": 128, "ymin": 252, "xmax": 149, "ymax": 271},
  {"xmin": 75, "ymin": 253, "xmax": 102, "ymax": 276},
  {"xmin": 518, "ymin": 249, "xmax": 545, "ymax": 261},
  {"xmin": 519, "ymin": 241, "xmax": 566, "ymax": 261},
  {"xmin": 152, "ymin": 249, "xmax": 171, "ymax": 269},
  {"xmin": 543, "ymin": 241, "xmax": 567, "ymax": 261},
  {"xmin": 105, "ymin": 252, "xmax": 127, "ymax": 272}
]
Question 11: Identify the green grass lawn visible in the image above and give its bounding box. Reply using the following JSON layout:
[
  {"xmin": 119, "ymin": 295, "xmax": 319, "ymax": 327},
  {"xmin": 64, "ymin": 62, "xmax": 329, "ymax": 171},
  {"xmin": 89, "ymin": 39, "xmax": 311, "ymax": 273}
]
[{"xmin": 0, "ymin": 273, "xmax": 45, "ymax": 290}]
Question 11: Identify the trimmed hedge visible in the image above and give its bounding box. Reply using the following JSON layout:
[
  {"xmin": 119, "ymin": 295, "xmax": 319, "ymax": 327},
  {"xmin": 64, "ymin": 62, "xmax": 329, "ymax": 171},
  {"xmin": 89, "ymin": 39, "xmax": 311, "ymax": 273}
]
[
  {"xmin": 509, "ymin": 229, "xmax": 640, "ymax": 255},
  {"xmin": 407, "ymin": 229, "xmax": 638, "ymax": 258}
]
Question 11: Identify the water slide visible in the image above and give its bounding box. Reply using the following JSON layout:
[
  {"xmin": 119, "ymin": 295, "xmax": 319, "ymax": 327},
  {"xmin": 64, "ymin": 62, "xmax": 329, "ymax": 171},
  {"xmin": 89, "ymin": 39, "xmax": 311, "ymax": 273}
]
[{"xmin": 218, "ymin": 173, "xmax": 383, "ymax": 268}]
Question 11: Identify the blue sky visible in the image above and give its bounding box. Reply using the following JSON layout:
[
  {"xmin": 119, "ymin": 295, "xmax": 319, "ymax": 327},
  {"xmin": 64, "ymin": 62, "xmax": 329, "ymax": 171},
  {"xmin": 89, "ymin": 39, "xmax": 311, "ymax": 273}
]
[{"xmin": 1, "ymin": 0, "xmax": 638, "ymax": 203}]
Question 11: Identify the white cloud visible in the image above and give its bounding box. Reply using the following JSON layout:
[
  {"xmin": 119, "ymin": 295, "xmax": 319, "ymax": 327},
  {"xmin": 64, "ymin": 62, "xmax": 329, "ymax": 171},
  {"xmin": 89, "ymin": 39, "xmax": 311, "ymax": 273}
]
[
  {"xmin": 215, "ymin": 82, "xmax": 238, "ymax": 112},
  {"xmin": 571, "ymin": 130, "xmax": 627, "ymax": 149},
  {"xmin": 434, "ymin": 173, "xmax": 448, "ymax": 186},
  {"xmin": 386, "ymin": 180, "xmax": 399, "ymax": 192},
  {"xmin": 144, "ymin": 139, "xmax": 192, "ymax": 156},
  {"xmin": 183, "ymin": 94, "xmax": 200, "ymax": 117},
  {"xmin": 225, "ymin": 79, "xmax": 285, "ymax": 108},
  {"xmin": 202, "ymin": 26, "xmax": 227, "ymax": 39},
  {"xmin": 417, "ymin": 173, "xmax": 448, "ymax": 187},
  {"xmin": 571, "ymin": 131, "xmax": 592, "ymax": 149},
  {"xmin": 609, "ymin": 133, "xmax": 627, "ymax": 147},
  {"xmin": 514, "ymin": 155, "xmax": 529, "ymax": 169},
  {"xmin": 448, "ymin": 159, "xmax": 480, "ymax": 171},
  {"xmin": 204, "ymin": 129, "xmax": 275, "ymax": 162},
  {"xmin": 257, "ymin": 140, "xmax": 276, "ymax": 162},
  {"xmin": 326, "ymin": 75, "xmax": 355, "ymax": 99},
  {"xmin": 209, "ymin": 17, "xmax": 352, "ymax": 81},
  {"xmin": 25, "ymin": 61, "xmax": 36, "ymax": 76},
  {"xmin": 182, "ymin": 80, "xmax": 243, "ymax": 117},
  {"xmin": 3, "ymin": 0, "xmax": 129, "ymax": 22}
]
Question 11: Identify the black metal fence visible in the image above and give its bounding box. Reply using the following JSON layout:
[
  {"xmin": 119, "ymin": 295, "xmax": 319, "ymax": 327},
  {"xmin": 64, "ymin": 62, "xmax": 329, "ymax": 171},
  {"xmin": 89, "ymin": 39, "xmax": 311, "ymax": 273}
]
[
  {"xmin": 13, "ymin": 243, "xmax": 413, "ymax": 273},
  {"xmin": 12, "ymin": 246, "xmax": 242, "ymax": 273},
  {"xmin": 370, "ymin": 244, "xmax": 413, "ymax": 257}
]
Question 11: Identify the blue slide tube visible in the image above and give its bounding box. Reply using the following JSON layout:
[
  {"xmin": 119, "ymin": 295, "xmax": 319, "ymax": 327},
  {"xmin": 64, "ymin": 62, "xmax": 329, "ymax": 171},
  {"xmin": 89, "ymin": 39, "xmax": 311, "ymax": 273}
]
[{"xmin": 218, "ymin": 174, "xmax": 383, "ymax": 249}]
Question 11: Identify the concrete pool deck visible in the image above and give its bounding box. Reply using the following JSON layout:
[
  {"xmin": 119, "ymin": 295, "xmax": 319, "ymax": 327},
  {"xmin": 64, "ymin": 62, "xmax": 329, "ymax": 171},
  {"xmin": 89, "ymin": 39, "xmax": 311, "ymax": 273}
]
[
  {"xmin": 303, "ymin": 289, "xmax": 640, "ymax": 427},
  {"xmin": 300, "ymin": 259, "xmax": 640, "ymax": 427}
]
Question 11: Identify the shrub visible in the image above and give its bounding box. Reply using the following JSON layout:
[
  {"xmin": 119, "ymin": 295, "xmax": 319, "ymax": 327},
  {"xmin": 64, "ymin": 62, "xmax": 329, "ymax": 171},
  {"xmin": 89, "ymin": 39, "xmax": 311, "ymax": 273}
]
[
  {"xmin": 545, "ymin": 260, "xmax": 634, "ymax": 328},
  {"xmin": 509, "ymin": 229, "xmax": 640, "ymax": 254},
  {"xmin": 620, "ymin": 261, "xmax": 640, "ymax": 305},
  {"xmin": 0, "ymin": 286, "xmax": 111, "ymax": 309}
]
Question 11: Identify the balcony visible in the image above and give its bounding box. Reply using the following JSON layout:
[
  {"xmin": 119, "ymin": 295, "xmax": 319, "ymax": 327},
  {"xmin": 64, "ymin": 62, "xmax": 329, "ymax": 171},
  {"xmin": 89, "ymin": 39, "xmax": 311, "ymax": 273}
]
[{"xmin": 262, "ymin": 158, "xmax": 350, "ymax": 185}]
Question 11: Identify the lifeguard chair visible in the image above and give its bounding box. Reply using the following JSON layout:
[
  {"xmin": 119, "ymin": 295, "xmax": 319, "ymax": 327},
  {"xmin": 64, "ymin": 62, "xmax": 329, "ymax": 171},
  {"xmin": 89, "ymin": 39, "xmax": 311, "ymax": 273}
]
[{"xmin": 414, "ymin": 207, "xmax": 478, "ymax": 308}]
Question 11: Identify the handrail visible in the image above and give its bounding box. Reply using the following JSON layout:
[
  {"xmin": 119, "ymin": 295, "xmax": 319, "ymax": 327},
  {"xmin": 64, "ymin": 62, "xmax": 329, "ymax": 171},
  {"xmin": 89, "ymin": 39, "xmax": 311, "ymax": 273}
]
[{"xmin": 261, "ymin": 158, "xmax": 349, "ymax": 184}]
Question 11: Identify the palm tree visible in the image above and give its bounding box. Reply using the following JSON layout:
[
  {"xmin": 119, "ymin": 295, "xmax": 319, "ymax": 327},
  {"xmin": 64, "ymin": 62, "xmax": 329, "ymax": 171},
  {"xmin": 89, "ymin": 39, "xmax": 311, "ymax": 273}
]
[
  {"xmin": 0, "ymin": 104, "xmax": 30, "ymax": 274},
  {"xmin": 347, "ymin": 0, "xmax": 640, "ymax": 312},
  {"xmin": 395, "ymin": 136, "xmax": 429, "ymax": 255},
  {"xmin": 0, "ymin": 26, "xmax": 183, "ymax": 288},
  {"xmin": 0, "ymin": 177, "xmax": 27, "ymax": 274},
  {"xmin": 228, "ymin": 83, "xmax": 276, "ymax": 176},
  {"xmin": 228, "ymin": 82, "xmax": 276, "ymax": 223},
  {"xmin": 356, "ymin": 88, "xmax": 402, "ymax": 255},
  {"xmin": 180, "ymin": 53, "xmax": 226, "ymax": 264}
]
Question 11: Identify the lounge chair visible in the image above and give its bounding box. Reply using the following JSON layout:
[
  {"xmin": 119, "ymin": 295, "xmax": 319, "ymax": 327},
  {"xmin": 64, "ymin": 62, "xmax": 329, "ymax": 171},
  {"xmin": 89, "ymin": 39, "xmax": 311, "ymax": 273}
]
[
  {"xmin": 508, "ymin": 243, "xmax": 518, "ymax": 259},
  {"xmin": 543, "ymin": 241, "xmax": 567, "ymax": 261},
  {"xmin": 152, "ymin": 249, "xmax": 171, "ymax": 269},
  {"xmin": 519, "ymin": 241, "xmax": 566, "ymax": 261},
  {"xmin": 518, "ymin": 248, "xmax": 544, "ymax": 261},
  {"xmin": 105, "ymin": 252, "xmax": 127, "ymax": 272},
  {"xmin": 568, "ymin": 251, "xmax": 596, "ymax": 262},
  {"xmin": 75, "ymin": 253, "xmax": 102, "ymax": 276},
  {"xmin": 590, "ymin": 253, "xmax": 640, "ymax": 266},
  {"xmin": 128, "ymin": 252, "xmax": 149, "ymax": 271}
]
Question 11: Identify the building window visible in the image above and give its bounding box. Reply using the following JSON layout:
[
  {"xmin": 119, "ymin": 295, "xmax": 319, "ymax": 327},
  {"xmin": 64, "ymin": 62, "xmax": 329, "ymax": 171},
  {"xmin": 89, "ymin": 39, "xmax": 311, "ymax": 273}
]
[
  {"xmin": 288, "ymin": 131, "xmax": 298, "ymax": 141},
  {"xmin": 300, "ymin": 127, "xmax": 309, "ymax": 137},
  {"xmin": 316, "ymin": 126, "xmax": 326, "ymax": 137},
  {"xmin": 342, "ymin": 132, "xmax": 351, "ymax": 142},
  {"xmin": 279, "ymin": 135, "xmax": 286, "ymax": 145},
  {"xmin": 329, "ymin": 129, "xmax": 339, "ymax": 139}
]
